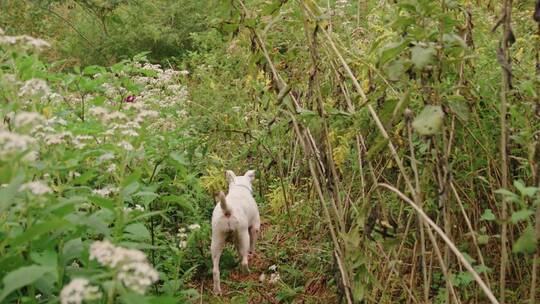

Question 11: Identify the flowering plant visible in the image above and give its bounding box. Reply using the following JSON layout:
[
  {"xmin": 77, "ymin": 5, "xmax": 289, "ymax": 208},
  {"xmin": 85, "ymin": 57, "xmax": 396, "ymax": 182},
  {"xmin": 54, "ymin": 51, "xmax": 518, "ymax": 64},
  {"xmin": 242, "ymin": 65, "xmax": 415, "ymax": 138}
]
[{"xmin": 0, "ymin": 29, "xmax": 208, "ymax": 303}]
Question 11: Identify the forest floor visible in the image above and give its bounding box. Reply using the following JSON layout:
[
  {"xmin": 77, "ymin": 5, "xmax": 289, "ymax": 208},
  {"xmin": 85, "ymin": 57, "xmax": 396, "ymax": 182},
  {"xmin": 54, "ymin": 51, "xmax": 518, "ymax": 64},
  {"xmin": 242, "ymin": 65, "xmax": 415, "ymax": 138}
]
[{"xmin": 194, "ymin": 209, "xmax": 338, "ymax": 303}]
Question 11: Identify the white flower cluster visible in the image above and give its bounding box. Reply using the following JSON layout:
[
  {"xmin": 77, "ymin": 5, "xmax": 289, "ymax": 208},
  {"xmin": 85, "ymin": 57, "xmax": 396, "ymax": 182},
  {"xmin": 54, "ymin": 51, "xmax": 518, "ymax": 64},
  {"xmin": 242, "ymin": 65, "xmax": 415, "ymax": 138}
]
[
  {"xmin": 13, "ymin": 111, "xmax": 46, "ymax": 129},
  {"xmin": 177, "ymin": 224, "xmax": 200, "ymax": 249},
  {"xmin": 19, "ymin": 180, "xmax": 52, "ymax": 195},
  {"xmin": 18, "ymin": 79, "xmax": 51, "ymax": 98},
  {"xmin": 259, "ymin": 264, "xmax": 280, "ymax": 285},
  {"xmin": 178, "ymin": 227, "xmax": 188, "ymax": 249},
  {"xmin": 123, "ymin": 204, "xmax": 144, "ymax": 213},
  {"xmin": 97, "ymin": 152, "xmax": 115, "ymax": 162},
  {"xmin": 0, "ymin": 28, "xmax": 51, "ymax": 50},
  {"xmin": 44, "ymin": 131, "xmax": 72, "ymax": 145},
  {"xmin": 106, "ymin": 163, "xmax": 117, "ymax": 173},
  {"xmin": 132, "ymin": 62, "xmax": 190, "ymax": 109},
  {"xmin": 91, "ymin": 186, "xmax": 119, "ymax": 197},
  {"xmin": 0, "ymin": 130, "xmax": 37, "ymax": 159},
  {"xmin": 59, "ymin": 278, "xmax": 101, "ymax": 304},
  {"xmin": 336, "ymin": 0, "xmax": 349, "ymax": 9},
  {"xmin": 89, "ymin": 240, "xmax": 159, "ymax": 294},
  {"xmin": 117, "ymin": 140, "xmax": 134, "ymax": 151},
  {"xmin": 73, "ymin": 135, "xmax": 93, "ymax": 149}
]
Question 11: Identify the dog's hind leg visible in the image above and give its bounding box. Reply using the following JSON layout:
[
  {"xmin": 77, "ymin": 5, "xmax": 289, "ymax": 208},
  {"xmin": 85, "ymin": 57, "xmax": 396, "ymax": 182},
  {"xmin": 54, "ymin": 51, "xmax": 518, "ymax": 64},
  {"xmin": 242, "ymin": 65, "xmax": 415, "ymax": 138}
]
[
  {"xmin": 237, "ymin": 229, "xmax": 250, "ymax": 274},
  {"xmin": 211, "ymin": 233, "xmax": 225, "ymax": 295},
  {"xmin": 249, "ymin": 218, "xmax": 261, "ymax": 254}
]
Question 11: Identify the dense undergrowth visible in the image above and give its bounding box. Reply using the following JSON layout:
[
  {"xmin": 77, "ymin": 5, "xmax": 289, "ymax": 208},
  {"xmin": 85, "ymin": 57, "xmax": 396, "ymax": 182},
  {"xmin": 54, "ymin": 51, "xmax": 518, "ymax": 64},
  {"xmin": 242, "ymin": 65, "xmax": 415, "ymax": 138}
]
[{"xmin": 1, "ymin": 0, "xmax": 540, "ymax": 303}]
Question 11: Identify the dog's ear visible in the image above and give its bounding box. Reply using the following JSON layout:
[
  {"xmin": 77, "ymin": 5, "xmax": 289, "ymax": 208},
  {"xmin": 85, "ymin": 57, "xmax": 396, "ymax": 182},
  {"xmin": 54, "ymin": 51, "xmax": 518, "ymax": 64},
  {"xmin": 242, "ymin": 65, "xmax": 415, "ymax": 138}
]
[
  {"xmin": 225, "ymin": 170, "xmax": 236, "ymax": 184},
  {"xmin": 244, "ymin": 170, "xmax": 256, "ymax": 181}
]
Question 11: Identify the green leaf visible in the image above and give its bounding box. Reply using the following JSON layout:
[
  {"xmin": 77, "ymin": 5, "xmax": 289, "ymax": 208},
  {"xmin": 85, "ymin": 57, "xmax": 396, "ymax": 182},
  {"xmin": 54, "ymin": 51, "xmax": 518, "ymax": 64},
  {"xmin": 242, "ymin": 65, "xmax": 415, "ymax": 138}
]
[
  {"xmin": 148, "ymin": 296, "xmax": 181, "ymax": 304},
  {"xmin": 412, "ymin": 105, "xmax": 444, "ymax": 136},
  {"xmin": 121, "ymin": 182, "xmax": 140, "ymax": 198},
  {"xmin": 0, "ymin": 265, "xmax": 52, "ymax": 301},
  {"xmin": 447, "ymin": 96, "xmax": 469, "ymax": 121},
  {"xmin": 124, "ymin": 223, "xmax": 151, "ymax": 241},
  {"xmin": 494, "ymin": 188, "xmax": 521, "ymax": 204},
  {"xmin": 162, "ymin": 195, "xmax": 195, "ymax": 214},
  {"xmin": 477, "ymin": 234, "xmax": 489, "ymax": 245},
  {"xmin": 0, "ymin": 173, "xmax": 25, "ymax": 213},
  {"xmin": 84, "ymin": 211, "xmax": 112, "ymax": 236},
  {"xmin": 379, "ymin": 40, "xmax": 408, "ymax": 65},
  {"xmin": 513, "ymin": 180, "xmax": 538, "ymax": 198},
  {"xmin": 30, "ymin": 250, "xmax": 57, "ymax": 269},
  {"xmin": 61, "ymin": 238, "xmax": 83, "ymax": 264},
  {"xmin": 385, "ymin": 59, "xmax": 405, "ymax": 81},
  {"xmin": 262, "ymin": 0, "xmax": 283, "ymax": 16},
  {"xmin": 134, "ymin": 191, "xmax": 159, "ymax": 206},
  {"xmin": 512, "ymin": 225, "xmax": 537, "ymax": 254},
  {"xmin": 88, "ymin": 195, "xmax": 115, "ymax": 210},
  {"xmin": 480, "ymin": 209, "xmax": 496, "ymax": 221},
  {"xmin": 9, "ymin": 218, "xmax": 70, "ymax": 247},
  {"xmin": 511, "ymin": 209, "xmax": 534, "ymax": 224},
  {"xmin": 121, "ymin": 292, "xmax": 150, "ymax": 304},
  {"xmin": 411, "ymin": 44, "xmax": 436, "ymax": 69},
  {"xmin": 494, "ymin": 188, "xmax": 519, "ymax": 198},
  {"xmin": 443, "ymin": 33, "xmax": 466, "ymax": 49},
  {"xmin": 83, "ymin": 65, "xmax": 105, "ymax": 76}
]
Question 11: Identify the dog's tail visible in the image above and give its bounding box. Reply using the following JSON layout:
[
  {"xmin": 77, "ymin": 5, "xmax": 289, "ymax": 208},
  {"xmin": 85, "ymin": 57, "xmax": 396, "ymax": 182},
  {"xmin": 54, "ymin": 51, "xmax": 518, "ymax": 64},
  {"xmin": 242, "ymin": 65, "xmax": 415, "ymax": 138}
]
[{"xmin": 218, "ymin": 191, "xmax": 231, "ymax": 216}]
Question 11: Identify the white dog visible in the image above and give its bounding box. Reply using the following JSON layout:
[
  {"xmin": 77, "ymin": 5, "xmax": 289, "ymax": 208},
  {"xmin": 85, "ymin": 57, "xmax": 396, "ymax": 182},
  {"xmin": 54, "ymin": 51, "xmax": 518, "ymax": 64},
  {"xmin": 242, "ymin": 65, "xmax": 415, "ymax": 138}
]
[{"xmin": 211, "ymin": 170, "xmax": 260, "ymax": 295}]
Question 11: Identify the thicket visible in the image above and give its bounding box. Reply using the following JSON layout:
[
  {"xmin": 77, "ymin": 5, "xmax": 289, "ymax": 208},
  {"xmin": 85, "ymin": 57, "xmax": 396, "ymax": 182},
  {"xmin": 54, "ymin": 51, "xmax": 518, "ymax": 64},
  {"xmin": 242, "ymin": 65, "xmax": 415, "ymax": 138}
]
[{"xmin": 0, "ymin": 0, "xmax": 539, "ymax": 303}]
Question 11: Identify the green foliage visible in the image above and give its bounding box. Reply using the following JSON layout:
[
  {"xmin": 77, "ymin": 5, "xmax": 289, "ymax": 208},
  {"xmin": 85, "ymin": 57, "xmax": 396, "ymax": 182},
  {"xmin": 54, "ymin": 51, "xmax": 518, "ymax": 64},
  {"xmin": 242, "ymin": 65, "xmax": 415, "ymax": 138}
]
[
  {"xmin": 0, "ymin": 0, "xmax": 214, "ymax": 65},
  {"xmin": 2, "ymin": 0, "xmax": 540, "ymax": 303},
  {"xmin": 0, "ymin": 31, "xmax": 209, "ymax": 302}
]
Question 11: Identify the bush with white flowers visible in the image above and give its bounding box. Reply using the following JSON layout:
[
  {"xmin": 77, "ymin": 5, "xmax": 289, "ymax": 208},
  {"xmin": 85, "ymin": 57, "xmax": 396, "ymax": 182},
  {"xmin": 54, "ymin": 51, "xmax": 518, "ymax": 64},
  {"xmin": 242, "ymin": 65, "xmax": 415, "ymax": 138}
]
[{"xmin": 0, "ymin": 29, "xmax": 210, "ymax": 303}]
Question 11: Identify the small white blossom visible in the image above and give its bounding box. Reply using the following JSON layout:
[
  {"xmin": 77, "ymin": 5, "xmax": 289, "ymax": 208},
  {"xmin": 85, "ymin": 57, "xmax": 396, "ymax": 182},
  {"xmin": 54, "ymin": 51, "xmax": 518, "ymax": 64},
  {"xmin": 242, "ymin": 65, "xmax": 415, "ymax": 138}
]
[
  {"xmin": 89, "ymin": 240, "xmax": 158, "ymax": 294},
  {"xmin": 104, "ymin": 111, "xmax": 128, "ymax": 123},
  {"xmin": 42, "ymin": 92, "xmax": 63, "ymax": 104},
  {"xmin": 13, "ymin": 112, "xmax": 46, "ymax": 129},
  {"xmin": 0, "ymin": 130, "xmax": 36, "ymax": 157},
  {"xmin": 135, "ymin": 110, "xmax": 159, "ymax": 123},
  {"xmin": 269, "ymin": 273, "xmax": 280, "ymax": 284},
  {"xmin": 88, "ymin": 106, "xmax": 109, "ymax": 118},
  {"xmin": 117, "ymin": 261, "xmax": 159, "ymax": 294},
  {"xmin": 19, "ymin": 181, "xmax": 52, "ymax": 195},
  {"xmin": 91, "ymin": 186, "xmax": 118, "ymax": 197},
  {"xmin": 123, "ymin": 204, "xmax": 144, "ymax": 213},
  {"xmin": 268, "ymin": 264, "xmax": 278, "ymax": 272},
  {"xmin": 47, "ymin": 116, "xmax": 68, "ymax": 126},
  {"xmin": 179, "ymin": 240, "xmax": 187, "ymax": 248},
  {"xmin": 2, "ymin": 73, "xmax": 18, "ymax": 85},
  {"xmin": 73, "ymin": 135, "xmax": 93, "ymax": 149},
  {"xmin": 188, "ymin": 224, "xmax": 200, "ymax": 230},
  {"xmin": 97, "ymin": 153, "xmax": 115, "ymax": 162},
  {"xmin": 117, "ymin": 141, "xmax": 134, "ymax": 151},
  {"xmin": 17, "ymin": 35, "xmax": 51, "ymax": 50},
  {"xmin": 18, "ymin": 79, "xmax": 50, "ymax": 97},
  {"xmin": 71, "ymin": 260, "xmax": 80, "ymax": 268},
  {"xmin": 60, "ymin": 278, "xmax": 101, "ymax": 304},
  {"xmin": 106, "ymin": 163, "xmax": 116, "ymax": 173},
  {"xmin": 121, "ymin": 129, "xmax": 139, "ymax": 137},
  {"xmin": 44, "ymin": 131, "xmax": 72, "ymax": 145},
  {"xmin": 89, "ymin": 240, "xmax": 117, "ymax": 267},
  {"xmin": 0, "ymin": 35, "xmax": 17, "ymax": 45}
]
